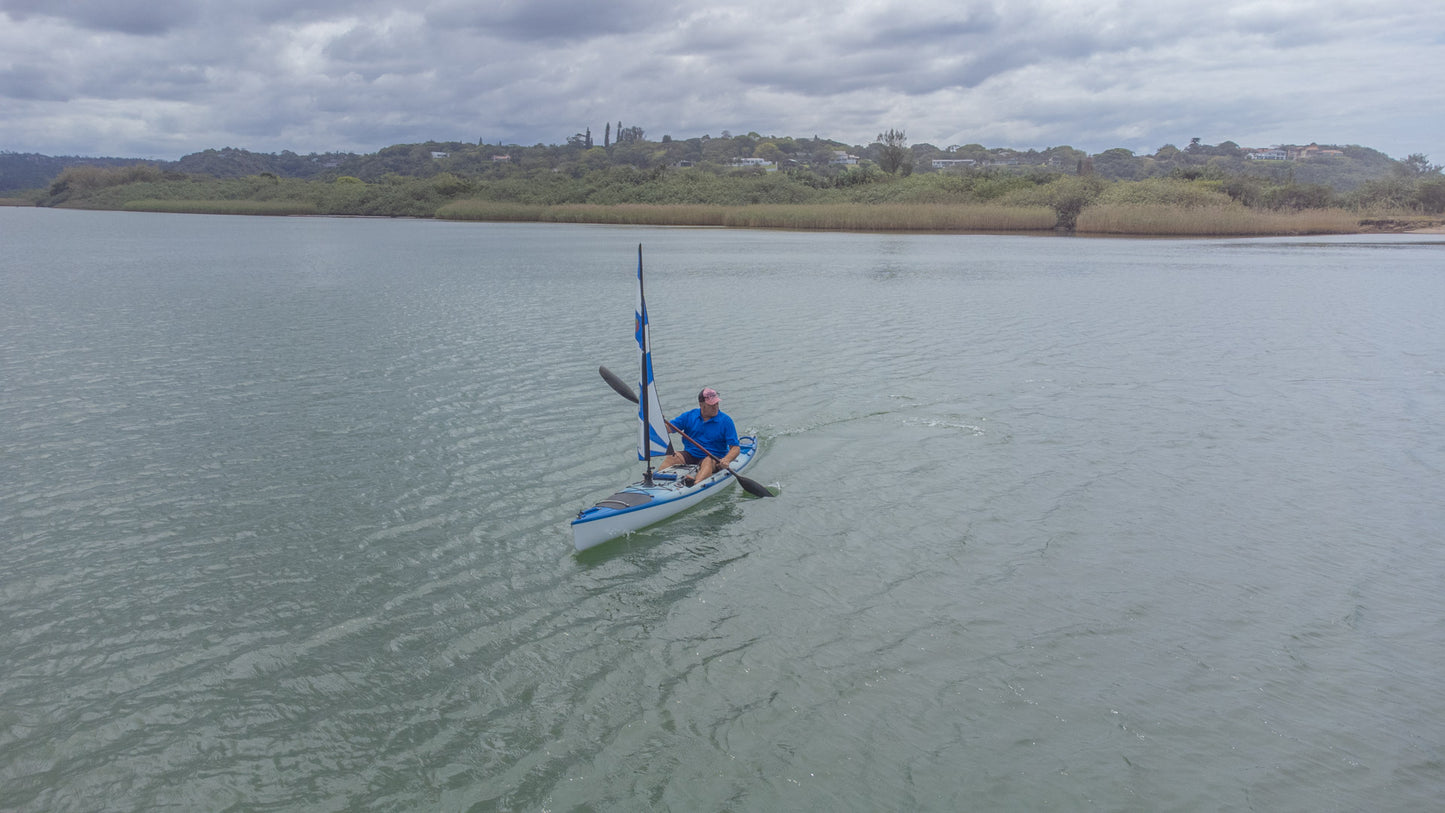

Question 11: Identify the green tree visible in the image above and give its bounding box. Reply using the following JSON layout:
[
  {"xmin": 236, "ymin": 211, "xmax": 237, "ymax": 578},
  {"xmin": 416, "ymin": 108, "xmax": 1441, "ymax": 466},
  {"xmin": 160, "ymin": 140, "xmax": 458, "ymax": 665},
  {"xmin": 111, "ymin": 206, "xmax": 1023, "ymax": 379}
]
[
  {"xmin": 754, "ymin": 142, "xmax": 784, "ymax": 164},
  {"xmin": 1092, "ymin": 148, "xmax": 1142, "ymax": 180},
  {"xmin": 701, "ymin": 136, "xmax": 743, "ymax": 164},
  {"xmin": 876, "ymin": 128, "xmax": 909, "ymax": 174},
  {"xmin": 808, "ymin": 140, "xmax": 840, "ymax": 167},
  {"xmin": 1399, "ymin": 153, "xmax": 1442, "ymax": 176}
]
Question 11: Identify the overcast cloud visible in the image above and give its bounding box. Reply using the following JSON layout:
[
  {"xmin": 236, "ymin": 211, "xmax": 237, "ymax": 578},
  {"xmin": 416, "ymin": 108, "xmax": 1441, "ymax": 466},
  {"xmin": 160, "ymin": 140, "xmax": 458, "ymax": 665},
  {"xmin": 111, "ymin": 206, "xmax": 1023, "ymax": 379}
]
[{"xmin": 1, "ymin": 0, "xmax": 1441, "ymax": 160}]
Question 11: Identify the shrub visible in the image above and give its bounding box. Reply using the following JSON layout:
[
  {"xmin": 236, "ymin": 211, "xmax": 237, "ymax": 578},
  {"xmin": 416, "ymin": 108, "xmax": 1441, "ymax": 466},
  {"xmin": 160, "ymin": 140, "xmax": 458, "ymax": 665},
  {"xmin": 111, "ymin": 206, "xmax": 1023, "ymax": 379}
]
[
  {"xmin": 1346, "ymin": 177, "xmax": 1414, "ymax": 212},
  {"xmin": 1264, "ymin": 183, "xmax": 1337, "ymax": 210},
  {"xmin": 47, "ymin": 163, "xmax": 163, "ymax": 202},
  {"xmin": 1096, "ymin": 177, "xmax": 1235, "ymax": 208},
  {"xmin": 1041, "ymin": 175, "xmax": 1108, "ymax": 230},
  {"xmin": 1414, "ymin": 179, "xmax": 1445, "ymax": 214}
]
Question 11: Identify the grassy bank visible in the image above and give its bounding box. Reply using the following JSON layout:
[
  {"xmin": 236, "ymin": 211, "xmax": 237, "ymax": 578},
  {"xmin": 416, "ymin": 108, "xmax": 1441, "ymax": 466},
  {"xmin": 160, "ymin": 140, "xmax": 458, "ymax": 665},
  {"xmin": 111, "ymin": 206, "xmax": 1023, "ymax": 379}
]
[{"xmin": 31, "ymin": 162, "xmax": 1423, "ymax": 236}]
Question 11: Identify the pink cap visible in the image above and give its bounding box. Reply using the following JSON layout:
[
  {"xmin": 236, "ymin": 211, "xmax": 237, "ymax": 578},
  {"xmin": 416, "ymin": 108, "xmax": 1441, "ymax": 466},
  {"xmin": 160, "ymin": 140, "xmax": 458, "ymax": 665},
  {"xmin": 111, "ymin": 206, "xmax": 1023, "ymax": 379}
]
[{"xmin": 698, "ymin": 387, "xmax": 720, "ymax": 404}]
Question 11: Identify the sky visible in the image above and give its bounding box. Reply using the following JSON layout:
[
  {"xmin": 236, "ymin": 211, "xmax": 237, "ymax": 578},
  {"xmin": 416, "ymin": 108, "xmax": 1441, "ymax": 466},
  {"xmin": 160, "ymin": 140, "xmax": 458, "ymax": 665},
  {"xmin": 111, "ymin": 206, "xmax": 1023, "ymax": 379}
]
[{"xmin": 2, "ymin": 0, "xmax": 1442, "ymax": 161}]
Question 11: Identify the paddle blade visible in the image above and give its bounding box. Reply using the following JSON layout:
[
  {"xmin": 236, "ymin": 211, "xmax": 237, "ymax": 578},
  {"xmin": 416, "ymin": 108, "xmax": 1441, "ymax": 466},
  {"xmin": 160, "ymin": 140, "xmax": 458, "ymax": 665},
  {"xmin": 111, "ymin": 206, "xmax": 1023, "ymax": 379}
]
[
  {"xmin": 733, "ymin": 471, "xmax": 775, "ymax": 498},
  {"xmin": 599, "ymin": 365, "xmax": 640, "ymax": 403}
]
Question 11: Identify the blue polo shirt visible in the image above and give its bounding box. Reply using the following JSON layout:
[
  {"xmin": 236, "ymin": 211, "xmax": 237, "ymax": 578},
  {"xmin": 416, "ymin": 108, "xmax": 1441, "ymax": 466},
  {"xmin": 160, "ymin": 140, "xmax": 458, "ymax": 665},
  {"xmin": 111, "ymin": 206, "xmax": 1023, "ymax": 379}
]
[{"xmin": 670, "ymin": 408, "xmax": 739, "ymax": 460}]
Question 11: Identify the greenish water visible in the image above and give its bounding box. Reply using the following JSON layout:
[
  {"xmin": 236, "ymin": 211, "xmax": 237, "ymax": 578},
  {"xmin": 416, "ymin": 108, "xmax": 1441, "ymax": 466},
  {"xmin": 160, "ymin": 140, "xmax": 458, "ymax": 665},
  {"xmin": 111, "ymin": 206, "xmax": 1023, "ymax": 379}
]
[{"xmin": 3, "ymin": 208, "xmax": 1443, "ymax": 811}]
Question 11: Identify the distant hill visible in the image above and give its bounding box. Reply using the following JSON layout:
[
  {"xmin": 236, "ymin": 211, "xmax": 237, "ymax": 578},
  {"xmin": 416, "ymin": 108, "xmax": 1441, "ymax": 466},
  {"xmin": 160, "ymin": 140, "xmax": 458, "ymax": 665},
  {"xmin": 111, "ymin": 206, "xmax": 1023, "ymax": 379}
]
[
  {"xmin": 0, "ymin": 152, "xmax": 153, "ymax": 193},
  {"xmin": 2, "ymin": 136, "xmax": 1424, "ymax": 195},
  {"xmin": 169, "ymin": 147, "xmax": 358, "ymax": 179},
  {"xmin": 1086, "ymin": 142, "xmax": 1401, "ymax": 191},
  {"xmin": 0, "ymin": 148, "xmax": 359, "ymax": 192}
]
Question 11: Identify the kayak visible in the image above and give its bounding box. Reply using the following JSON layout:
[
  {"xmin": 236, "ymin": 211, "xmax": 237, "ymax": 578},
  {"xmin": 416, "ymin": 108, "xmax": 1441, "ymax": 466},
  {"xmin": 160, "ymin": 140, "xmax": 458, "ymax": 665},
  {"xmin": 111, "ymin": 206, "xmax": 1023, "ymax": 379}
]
[
  {"xmin": 573, "ymin": 244, "xmax": 770, "ymax": 552},
  {"xmin": 572, "ymin": 436, "xmax": 758, "ymax": 551}
]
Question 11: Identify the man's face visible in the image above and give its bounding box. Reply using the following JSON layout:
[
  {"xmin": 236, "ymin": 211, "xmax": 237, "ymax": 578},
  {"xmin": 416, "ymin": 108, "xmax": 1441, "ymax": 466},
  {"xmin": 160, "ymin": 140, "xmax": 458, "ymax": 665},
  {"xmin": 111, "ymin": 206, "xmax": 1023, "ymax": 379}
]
[{"xmin": 700, "ymin": 399, "xmax": 719, "ymax": 418}]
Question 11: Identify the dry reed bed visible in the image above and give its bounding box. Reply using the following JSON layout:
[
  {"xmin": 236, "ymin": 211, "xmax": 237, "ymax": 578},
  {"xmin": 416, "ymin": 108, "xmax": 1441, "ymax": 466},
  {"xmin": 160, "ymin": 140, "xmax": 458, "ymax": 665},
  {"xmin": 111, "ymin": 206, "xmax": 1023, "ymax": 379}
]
[
  {"xmin": 1076, "ymin": 204, "xmax": 1359, "ymax": 235},
  {"xmin": 438, "ymin": 201, "xmax": 1059, "ymax": 231},
  {"xmin": 105, "ymin": 198, "xmax": 1368, "ymax": 237},
  {"xmin": 435, "ymin": 201, "xmax": 725, "ymax": 225},
  {"xmin": 121, "ymin": 199, "xmax": 319, "ymax": 216},
  {"xmin": 722, "ymin": 203, "xmax": 1057, "ymax": 231}
]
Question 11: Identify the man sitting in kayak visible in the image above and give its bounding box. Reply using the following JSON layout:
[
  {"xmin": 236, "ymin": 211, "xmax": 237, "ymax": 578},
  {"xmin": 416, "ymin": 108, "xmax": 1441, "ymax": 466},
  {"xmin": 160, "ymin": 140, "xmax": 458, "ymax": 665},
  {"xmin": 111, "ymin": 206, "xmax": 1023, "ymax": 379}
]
[{"xmin": 662, "ymin": 387, "xmax": 740, "ymax": 487}]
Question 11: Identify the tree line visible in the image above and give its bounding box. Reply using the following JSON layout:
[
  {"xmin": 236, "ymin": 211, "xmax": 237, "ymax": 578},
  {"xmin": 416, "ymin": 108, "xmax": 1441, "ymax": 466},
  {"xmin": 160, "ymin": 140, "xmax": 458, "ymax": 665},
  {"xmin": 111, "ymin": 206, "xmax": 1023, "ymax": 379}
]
[
  {"xmin": 11, "ymin": 129, "xmax": 1445, "ymax": 219},
  {"xmin": 4, "ymin": 130, "xmax": 1431, "ymax": 190}
]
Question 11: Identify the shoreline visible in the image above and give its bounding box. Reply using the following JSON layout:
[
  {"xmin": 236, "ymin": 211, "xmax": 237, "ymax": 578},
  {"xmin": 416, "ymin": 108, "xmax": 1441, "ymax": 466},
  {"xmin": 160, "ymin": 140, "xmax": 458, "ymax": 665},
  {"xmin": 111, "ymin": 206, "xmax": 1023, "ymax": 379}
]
[{"xmin": 6, "ymin": 198, "xmax": 1444, "ymax": 236}]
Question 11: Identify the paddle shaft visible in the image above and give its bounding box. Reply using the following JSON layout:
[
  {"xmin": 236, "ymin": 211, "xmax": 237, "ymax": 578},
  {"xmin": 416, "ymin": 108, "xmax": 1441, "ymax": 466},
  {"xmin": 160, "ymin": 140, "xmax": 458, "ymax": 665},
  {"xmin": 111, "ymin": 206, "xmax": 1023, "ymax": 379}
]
[{"xmin": 665, "ymin": 422, "xmax": 772, "ymax": 499}]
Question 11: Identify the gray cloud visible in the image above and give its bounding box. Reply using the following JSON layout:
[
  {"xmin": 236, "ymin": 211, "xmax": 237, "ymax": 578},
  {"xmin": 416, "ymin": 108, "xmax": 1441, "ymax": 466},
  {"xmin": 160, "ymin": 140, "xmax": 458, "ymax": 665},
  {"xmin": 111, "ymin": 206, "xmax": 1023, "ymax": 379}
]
[
  {"xmin": 0, "ymin": 0, "xmax": 1440, "ymax": 160},
  {"xmin": 0, "ymin": 0, "xmax": 201, "ymax": 35},
  {"xmin": 430, "ymin": 0, "xmax": 673, "ymax": 42}
]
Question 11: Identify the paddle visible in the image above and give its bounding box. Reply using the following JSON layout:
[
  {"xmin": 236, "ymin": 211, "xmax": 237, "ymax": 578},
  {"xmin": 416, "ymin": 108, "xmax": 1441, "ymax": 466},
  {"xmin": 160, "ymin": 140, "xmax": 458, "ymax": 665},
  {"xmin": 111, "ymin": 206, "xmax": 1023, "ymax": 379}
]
[
  {"xmin": 599, "ymin": 364, "xmax": 640, "ymax": 403},
  {"xmin": 598, "ymin": 365, "xmax": 774, "ymax": 498}
]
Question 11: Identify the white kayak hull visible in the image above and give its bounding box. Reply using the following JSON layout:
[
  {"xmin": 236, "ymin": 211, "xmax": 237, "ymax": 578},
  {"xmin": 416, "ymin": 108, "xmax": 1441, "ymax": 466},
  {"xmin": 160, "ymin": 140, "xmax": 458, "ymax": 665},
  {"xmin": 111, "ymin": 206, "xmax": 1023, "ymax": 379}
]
[{"xmin": 572, "ymin": 436, "xmax": 758, "ymax": 552}]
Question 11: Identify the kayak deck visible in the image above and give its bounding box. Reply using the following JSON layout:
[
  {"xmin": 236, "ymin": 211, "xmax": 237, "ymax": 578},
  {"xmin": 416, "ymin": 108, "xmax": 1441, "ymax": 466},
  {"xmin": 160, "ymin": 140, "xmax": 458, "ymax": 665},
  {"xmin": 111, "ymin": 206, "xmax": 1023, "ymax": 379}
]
[{"xmin": 572, "ymin": 436, "xmax": 757, "ymax": 551}]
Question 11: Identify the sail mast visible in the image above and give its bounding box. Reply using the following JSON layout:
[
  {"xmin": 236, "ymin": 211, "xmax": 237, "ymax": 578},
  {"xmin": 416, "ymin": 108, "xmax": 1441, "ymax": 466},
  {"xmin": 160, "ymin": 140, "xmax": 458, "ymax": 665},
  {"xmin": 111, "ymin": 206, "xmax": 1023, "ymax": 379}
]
[
  {"xmin": 635, "ymin": 244, "xmax": 672, "ymax": 482},
  {"xmin": 639, "ymin": 244, "xmax": 652, "ymax": 482}
]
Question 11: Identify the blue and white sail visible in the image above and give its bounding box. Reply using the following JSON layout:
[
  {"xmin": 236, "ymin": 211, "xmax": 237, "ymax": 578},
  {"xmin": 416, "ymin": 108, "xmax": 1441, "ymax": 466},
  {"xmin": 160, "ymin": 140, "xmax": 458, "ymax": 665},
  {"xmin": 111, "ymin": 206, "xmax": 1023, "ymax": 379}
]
[{"xmin": 635, "ymin": 246, "xmax": 673, "ymax": 462}]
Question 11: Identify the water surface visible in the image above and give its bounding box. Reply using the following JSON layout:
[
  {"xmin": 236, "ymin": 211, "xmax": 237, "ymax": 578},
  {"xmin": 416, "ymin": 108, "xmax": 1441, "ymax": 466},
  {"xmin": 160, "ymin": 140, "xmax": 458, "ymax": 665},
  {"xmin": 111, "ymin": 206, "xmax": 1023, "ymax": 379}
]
[{"xmin": 3, "ymin": 209, "xmax": 1443, "ymax": 810}]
